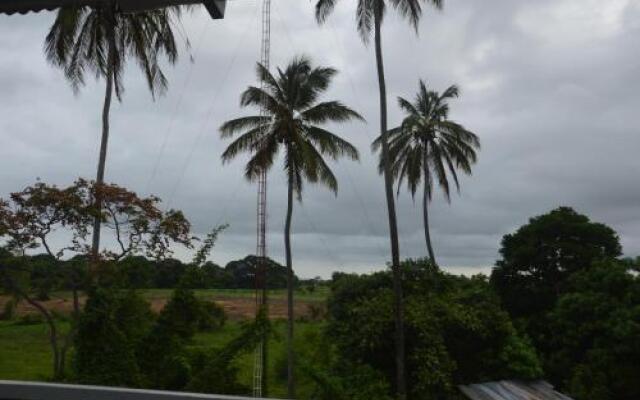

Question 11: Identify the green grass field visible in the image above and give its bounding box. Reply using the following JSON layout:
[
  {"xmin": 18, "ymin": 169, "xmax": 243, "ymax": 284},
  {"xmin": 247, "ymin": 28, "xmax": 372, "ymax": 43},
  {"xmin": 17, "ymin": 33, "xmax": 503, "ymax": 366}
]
[
  {"xmin": 0, "ymin": 320, "xmax": 71, "ymax": 381},
  {"xmin": 0, "ymin": 287, "xmax": 330, "ymax": 397},
  {"xmin": 0, "ymin": 319, "xmax": 323, "ymax": 397}
]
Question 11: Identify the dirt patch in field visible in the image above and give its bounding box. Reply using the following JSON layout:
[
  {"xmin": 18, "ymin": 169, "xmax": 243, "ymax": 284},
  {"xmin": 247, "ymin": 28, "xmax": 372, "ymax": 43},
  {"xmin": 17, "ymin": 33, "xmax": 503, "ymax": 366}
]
[{"xmin": 0, "ymin": 294, "xmax": 323, "ymax": 321}]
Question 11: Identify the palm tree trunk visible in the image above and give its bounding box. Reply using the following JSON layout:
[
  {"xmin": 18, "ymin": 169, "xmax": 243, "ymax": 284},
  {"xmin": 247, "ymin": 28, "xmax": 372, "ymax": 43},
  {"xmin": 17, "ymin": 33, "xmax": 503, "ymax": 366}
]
[
  {"xmin": 285, "ymin": 169, "xmax": 295, "ymax": 399},
  {"xmin": 91, "ymin": 10, "xmax": 116, "ymax": 262},
  {"xmin": 374, "ymin": 7, "xmax": 406, "ymax": 400},
  {"xmin": 423, "ymin": 147, "xmax": 436, "ymax": 265}
]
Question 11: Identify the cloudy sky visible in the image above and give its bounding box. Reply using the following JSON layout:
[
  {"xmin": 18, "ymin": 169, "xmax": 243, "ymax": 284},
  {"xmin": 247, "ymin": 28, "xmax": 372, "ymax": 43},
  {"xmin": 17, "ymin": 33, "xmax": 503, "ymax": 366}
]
[{"xmin": 1, "ymin": 0, "xmax": 639, "ymax": 278}]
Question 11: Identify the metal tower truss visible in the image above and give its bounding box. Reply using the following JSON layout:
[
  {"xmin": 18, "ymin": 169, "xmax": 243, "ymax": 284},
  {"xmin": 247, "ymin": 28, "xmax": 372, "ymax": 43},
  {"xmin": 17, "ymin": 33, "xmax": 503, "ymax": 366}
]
[{"xmin": 253, "ymin": 0, "xmax": 271, "ymax": 397}]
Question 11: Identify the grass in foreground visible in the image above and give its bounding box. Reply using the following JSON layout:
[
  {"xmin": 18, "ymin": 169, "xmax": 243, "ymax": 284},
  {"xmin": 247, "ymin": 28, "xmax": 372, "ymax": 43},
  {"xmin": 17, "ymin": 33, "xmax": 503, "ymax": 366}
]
[{"xmin": 0, "ymin": 318, "xmax": 324, "ymax": 398}]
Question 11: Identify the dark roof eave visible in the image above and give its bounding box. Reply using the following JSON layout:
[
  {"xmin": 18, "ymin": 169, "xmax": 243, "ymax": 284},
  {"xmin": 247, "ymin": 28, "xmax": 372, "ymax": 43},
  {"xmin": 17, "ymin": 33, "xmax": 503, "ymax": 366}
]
[{"xmin": 0, "ymin": 0, "xmax": 226, "ymax": 19}]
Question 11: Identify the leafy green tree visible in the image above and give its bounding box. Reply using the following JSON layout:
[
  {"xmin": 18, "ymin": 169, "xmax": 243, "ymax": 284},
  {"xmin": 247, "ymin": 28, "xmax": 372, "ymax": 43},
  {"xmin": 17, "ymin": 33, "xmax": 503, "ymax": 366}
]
[
  {"xmin": 224, "ymin": 255, "xmax": 294, "ymax": 289},
  {"xmin": 0, "ymin": 179, "xmax": 200, "ymax": 379},
  {"xmin": 491, "ymin": 207, "xmax": 622, "ymax": 321},
  {"xmin": 138, "ymin": 288, "xmax": 225, "ymax": 389},
  {"xmin": 328, "ymin": 260, "xmax": 542, "ymax": 399},
  {"xmin": 220, "ymin": 56, "xmax": 362, "ymax": 397},
  {"xmin": 73, "ymin": 288, "xmax": 154, "ymax": 386},
  {"xmin": 179, "ymin": 265, "xmax": 206, "ymax": 288},
  {"xmin": 545, "ymin": 260, "xmax": 640, "ymax": 400},
  {"xmin": 45, "ymin": 5, "xmax": 184, "ymax": 258},
  {"xmin": 373, "ymin": 81, "xmax": 479, "ymax": 265},
  {"xmin": 316, "ymin": 3, "xmax": 445, "ymax": 395},
  {"xmin": 201, "ymin": 261, "xmax": 230, "ymax": 288},
  {"xmin": 153, "ymin": 258, "xmax": 187, "ymax": 288},
  {"xmin": 118, "ymin": 256, "xmax": 155, "ymax": 288}
]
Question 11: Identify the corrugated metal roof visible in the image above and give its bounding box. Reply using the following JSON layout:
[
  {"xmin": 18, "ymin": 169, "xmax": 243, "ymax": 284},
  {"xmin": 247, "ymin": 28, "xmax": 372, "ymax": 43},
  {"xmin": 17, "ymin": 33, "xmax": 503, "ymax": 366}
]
[
  {"xmin": 459, "ymin": 380, "xmax": 574, "ymax": 400},
  {"xmin": 0, "ymin": 0, "xmax": 226, "ymax": 19}
]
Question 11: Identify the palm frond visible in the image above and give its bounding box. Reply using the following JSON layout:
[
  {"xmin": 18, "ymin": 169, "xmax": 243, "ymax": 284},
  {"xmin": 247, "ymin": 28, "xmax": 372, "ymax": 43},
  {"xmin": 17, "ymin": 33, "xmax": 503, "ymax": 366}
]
[
  {"xmin": 315, "ymin": 0, "xmax": 337, "ymax": 23},
  {"xmin": 244, "ymin": 135, "xmax": 279, "ymax": 181},
  {"xmin": 240, "ymin": 86, "xmax": 281, "ymax": 113},
  {"xmin": 356, "ymin": 0, "xmax": 376, "ymax": 42},
  {"xmin": 220, "ymin": 116, "xmax": 270, "ymax": 138},
  {"xmin": 302, "ymin": 101, "xmax": 364, "ymax": 125},
  {"xmin": 46, "ymin": 4, "xmax": 181, "ymax": 101},
  {"xmin": 306, "ymin": 126, "xmax": 359, "ymax": 161},
  {"xmin": 302, "ymin": 141, "xmax": 339, "ymax": 194},
  {"xmin": 221, "ymin": 126, "xmax": 268, "ymax": 164}
]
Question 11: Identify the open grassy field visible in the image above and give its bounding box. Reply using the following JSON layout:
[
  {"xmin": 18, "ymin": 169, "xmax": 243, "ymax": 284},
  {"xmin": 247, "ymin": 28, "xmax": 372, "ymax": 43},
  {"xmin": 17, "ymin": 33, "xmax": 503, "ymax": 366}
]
[
  {"xmin": 0, "ymin": 320, "xmax": 71, "ymax": 381},
  {"xmin": 0, "ymin": 319, "xmax": 323, "ymax": 398},
  {"xmin": 0, "ymin": 288, "xmax": 330, "ymax": 397}
]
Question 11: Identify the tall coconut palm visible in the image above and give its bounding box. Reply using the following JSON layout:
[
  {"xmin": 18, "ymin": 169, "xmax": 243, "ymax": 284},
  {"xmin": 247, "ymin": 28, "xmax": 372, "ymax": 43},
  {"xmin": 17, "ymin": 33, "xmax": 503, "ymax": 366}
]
[
  {"xmin": 315, "ymin": 0, "xmax": 443, "ymax": 397},
  {"xmin": 374, "ymin": 81, "xmax": 480, "ymax": 265},
  {"xmin": 220, "ymin": 56, "xmax": 362, "ymax": 398},
  {"xmin": 45, "ymin": 4, "xmax": 183, "ymax": 259}
]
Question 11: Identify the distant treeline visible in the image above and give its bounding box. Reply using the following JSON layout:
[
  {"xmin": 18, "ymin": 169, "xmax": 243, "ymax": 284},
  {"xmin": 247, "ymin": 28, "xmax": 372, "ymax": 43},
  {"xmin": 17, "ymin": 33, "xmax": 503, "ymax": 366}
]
[{"xmin": 0, "ymin": 252, "xmax": 301, "ymax": 298}]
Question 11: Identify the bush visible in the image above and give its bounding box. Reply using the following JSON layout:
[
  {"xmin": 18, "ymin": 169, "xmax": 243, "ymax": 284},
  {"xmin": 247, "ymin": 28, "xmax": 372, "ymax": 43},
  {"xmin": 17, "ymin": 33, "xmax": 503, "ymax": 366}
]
[
  {"xmin": 137, "ymin": 288, "xmax": 218, "ymax": 390},
  {"xmin": 14, "ymin": 313, "xmax": 44, "ymax": 326},
  {"xmin": 73, "ymin": 288, "xmax": 146, "ymax": 386},
  {"xmin": 197, "ymin": 300, "xmax": 226, "ymax": 331},
  {"xmin": 155, "ymin": 288, "xmax": 203, "ymax": 339},
  {"xmin": 0, "ymin": 298, "xmax": 16, "ymax": 321}
]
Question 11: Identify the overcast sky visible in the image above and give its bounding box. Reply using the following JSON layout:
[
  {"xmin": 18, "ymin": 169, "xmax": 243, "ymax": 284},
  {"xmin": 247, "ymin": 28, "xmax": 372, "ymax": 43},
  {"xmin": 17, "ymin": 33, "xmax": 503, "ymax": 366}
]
[{"xmin": 1, "ymin": 0, "xmax": 639, "ymax": 278}]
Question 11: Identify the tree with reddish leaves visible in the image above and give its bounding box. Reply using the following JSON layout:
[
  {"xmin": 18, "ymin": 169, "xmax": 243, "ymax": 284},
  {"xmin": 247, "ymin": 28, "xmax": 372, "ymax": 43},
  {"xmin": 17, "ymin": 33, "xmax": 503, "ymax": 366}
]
[{"xmin": 0, "ymin": 178, "xmax": 215, "ymax": 379}]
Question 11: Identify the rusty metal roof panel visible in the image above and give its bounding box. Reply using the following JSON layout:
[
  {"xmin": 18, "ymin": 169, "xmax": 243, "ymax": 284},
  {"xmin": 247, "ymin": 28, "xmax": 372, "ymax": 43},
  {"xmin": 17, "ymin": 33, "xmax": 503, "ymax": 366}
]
[
  {"xmin": 459, "ymin": 381, "xmax": 574, "ymax": 400},
  {"xmin": 0, "ymin": 0, "xmax": 226, "ymax": 18}
]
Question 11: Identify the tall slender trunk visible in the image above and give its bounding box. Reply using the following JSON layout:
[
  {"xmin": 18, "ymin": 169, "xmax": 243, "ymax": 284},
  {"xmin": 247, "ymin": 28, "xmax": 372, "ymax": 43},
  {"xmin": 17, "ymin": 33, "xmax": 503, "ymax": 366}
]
[
  {"xmin": 423, "ymin": 146, "xmax": 436, "ymax": 265},
  {"xmin": 285, "ymin": 168, "xmax": 295, "ymax": 399},
  {"xmin": 91, "ymin": 8, "xmax": 116, "ymax": 263},
  {"xmin": 72, "ymin": 286, "xmax": 80, "ymax": 318},
  {"xmin": 374, "ymin": 8, "xmax": 406, "ymax": 400}
]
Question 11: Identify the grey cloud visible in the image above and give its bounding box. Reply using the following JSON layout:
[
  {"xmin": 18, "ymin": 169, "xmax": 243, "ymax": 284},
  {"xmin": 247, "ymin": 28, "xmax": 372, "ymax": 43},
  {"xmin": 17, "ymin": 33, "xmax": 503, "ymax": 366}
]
[{"xmin": 1, "ymin": 0, "xmax": 639, "ymax": 278}]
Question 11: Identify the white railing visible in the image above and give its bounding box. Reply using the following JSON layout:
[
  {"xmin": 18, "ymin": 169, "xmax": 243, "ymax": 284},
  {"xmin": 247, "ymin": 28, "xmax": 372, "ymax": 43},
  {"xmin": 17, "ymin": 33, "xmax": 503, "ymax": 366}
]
[{"xmin": 0, "ymin": 380, "xmax": 268, "ymax": 400}]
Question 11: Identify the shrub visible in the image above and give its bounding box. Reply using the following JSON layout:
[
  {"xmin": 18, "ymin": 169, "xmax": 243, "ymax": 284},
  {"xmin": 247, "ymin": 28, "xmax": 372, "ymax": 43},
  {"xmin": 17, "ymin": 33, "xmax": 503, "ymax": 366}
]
[
  {"xmin": 156, "ymin": 288, "xmax": 202, "ymax": 339},
  {"xmin": 73, "ymin": 287, "xmax": 147, "ymax": 386},
  {"xmin": 0, "ymin": 298, "xmax": 16, "ymax": 321},
  {"xmin": 137, "ymin": 288, "xmax": 217, "ymax": 390},
  {"xmin": 14, "ymin": 313, "xmax": 44, "ymax": 326},
  {"xmin": 197, "ymin": 300, "xmax": 226, "ymax": 331}
]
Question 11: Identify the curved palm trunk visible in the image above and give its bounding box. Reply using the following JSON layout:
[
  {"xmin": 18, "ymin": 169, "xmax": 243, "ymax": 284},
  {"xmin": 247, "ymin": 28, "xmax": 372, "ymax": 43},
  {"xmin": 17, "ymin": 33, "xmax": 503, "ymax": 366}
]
[
  {"xmin": 91, "ymin": 11, "xmax": 116, "ymax": 263},
  {"xmin": 374, "ymin": 8, "xmax": 406, "ymax": 400},
  {"xmin": 423, "ymin": 147, "xmax": 436, "ymax": 265},
  {"xmin": 285, "ymin": 169, "xmax": 295, "ymax": 399}
]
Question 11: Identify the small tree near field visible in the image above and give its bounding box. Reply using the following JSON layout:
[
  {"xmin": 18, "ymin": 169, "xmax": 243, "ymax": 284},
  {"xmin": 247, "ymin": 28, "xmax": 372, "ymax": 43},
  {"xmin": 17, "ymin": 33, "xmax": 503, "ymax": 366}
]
[{"xmin": 0, "ymin": 178, "xmax": 204, "ymax": 379}]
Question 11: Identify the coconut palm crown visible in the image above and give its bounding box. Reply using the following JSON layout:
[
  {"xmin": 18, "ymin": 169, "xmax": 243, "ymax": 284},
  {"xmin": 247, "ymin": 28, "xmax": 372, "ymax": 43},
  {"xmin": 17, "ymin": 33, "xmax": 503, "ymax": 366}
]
[
  {"xmin": 316, "ymin": 0, "xmax": 442, "ymax": 42},
  {"xmin": 221, "ymin": 56, "xmax": 362, "ymax": 197},
  {"xmin": 45, "ymin": 5, "xmax": 182, "ymax": 99},
  {"xmin": 373, "ymin": 80, "xmax": 480, "ymax": 264}
]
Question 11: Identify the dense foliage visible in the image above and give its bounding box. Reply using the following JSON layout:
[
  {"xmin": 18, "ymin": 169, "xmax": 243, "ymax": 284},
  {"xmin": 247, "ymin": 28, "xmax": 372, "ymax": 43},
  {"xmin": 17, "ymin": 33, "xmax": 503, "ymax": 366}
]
[
  {"xmin": 544, "ymin": 260, "xmax": 640, "ymax": 400},
  {"xmin": 73, "ymin": 286, "xmax": 250, "ymax": 393},
  {"xmin": 326, "ymin": 260, "xmax": 542, "ymax": 399},
  {"xmin": 491, "ymin": 207, "xmax": 621, "ymax": 320},
  {"xmin": 0, "ymin": 254, "xmax": 296, "ymax": 298},
  {"xmin": 490, "ymin": 207, "xmax": 638, "ymax": 400}
]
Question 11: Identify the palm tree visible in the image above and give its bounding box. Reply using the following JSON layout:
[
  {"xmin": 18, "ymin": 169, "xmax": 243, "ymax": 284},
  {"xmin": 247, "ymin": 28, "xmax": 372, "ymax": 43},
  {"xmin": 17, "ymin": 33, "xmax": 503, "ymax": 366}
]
[
  {"xmin": 45, "ymin": 4, "xmax": 183, "ymax": 259},
  {"xmin": 315, "ymin": 0, "xmax": 443, "ymax": 397},
  {"xmin": 220, "ymin": 56, "xmax": 362, "ymax": 398},
  {"xmin": 374, "ymin": 81, "xmax": 480, "ymax": 265}
]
